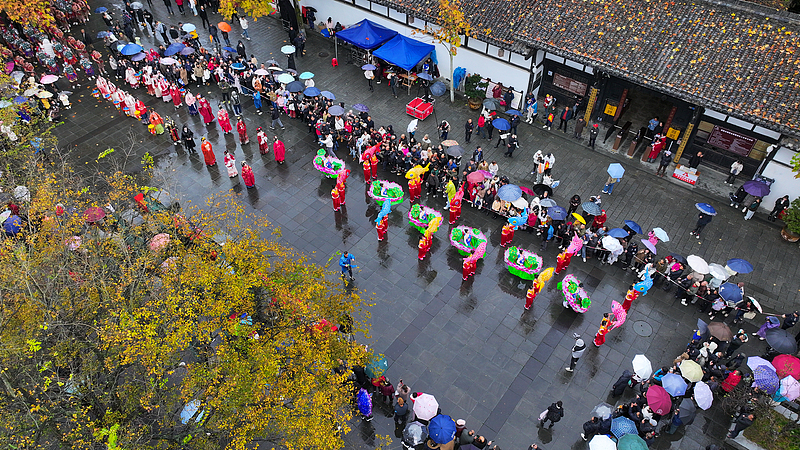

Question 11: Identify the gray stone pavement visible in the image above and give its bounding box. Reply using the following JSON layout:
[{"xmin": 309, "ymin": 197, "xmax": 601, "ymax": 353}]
[{"xmin": 53, "ymin": 6, "xmax": 799, "ymax": 449}]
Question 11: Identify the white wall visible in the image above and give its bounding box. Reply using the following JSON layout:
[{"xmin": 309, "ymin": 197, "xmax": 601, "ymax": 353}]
[
  {"xmin": 761, "ymin": 147, "xmax": 800, "ymax": 209},
  {"xmin": 298, "ymin": 0, "xmax": 532, "ymax": 108}
]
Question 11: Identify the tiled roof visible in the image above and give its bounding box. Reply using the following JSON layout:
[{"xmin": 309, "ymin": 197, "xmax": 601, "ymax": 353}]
[{"xmin": 375, "ymin": 0, "xmax": 800, "ymax": 136}]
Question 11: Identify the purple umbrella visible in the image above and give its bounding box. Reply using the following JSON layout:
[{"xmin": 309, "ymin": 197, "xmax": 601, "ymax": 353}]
[
  {"xmin": 743, "ymin": 180, "xmax": 770, "ymax": 197},
  {"xmin": 640, "ymin": 238, "xmax": 657, "ymax": 255},
  {"xmin": 753, "ymin": 365, "xmax": 780, "ymax": 395},
  {"xmin": 353, "ymin": 103, "xmax": 369, "ymax": 112}
]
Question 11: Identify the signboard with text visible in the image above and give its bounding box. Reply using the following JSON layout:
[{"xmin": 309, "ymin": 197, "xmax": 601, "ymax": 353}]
[
  {"xmin": 604, "ymin": 104, "xmax": 618, "ymax": 116},
  {"xmin": 552, "ymin": 73, "xmax": 588, "ymax": 96},
  {"xmin": 706, "ymin": 125, "xmax": 756, "ymax": 156}
]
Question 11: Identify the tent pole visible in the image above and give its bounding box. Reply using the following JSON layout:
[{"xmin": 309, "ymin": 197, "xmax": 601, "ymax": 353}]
[{"xmin": 335, "ymin": 36, "xmax": 338, "ymax": 61}]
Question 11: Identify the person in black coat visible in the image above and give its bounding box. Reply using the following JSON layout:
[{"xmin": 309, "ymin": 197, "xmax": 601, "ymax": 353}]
[
  {"xmin": 768, "ymin": 195, "xmax": 790, "ymax": 222},
  {"xmin": 690, "ymin": 212, "xmax": 713, "ymax": 238},
  {"xmin": 539, "ymin": 401, "xmax": 564, "ymax": 428},
  {"xmin": 181, "ymin": 126, "xmax": 195, "ymax": 152},
  {"xmin": 581, "ymin": 416, "xmax": 602, "ymax": 441},
  {"xmin": 612, "ymin": 370, "xmax": 633, "ymax": 397}
]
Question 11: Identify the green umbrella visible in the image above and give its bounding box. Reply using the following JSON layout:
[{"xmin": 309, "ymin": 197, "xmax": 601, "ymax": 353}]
[
  {"xmin": 617, "ymin": 433, "xmax": 648, "ymax": 450},
  {"xmin": 365, "ymin": 354, "xmax": 388, "ymax": 378}
]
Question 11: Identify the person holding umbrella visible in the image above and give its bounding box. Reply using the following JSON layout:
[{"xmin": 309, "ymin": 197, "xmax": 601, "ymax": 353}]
[
  {"xmin": 691, "ymin": 204, "xmax": 716, "ymax": 238},
  {"xmin": 603, "ymin": 163, "xmax": 625, "ymax": 195}
]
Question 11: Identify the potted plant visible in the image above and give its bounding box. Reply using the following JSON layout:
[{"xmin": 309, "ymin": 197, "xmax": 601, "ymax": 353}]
[
  {"xmin": 464, "ymin": 73, "xmax": 488, "ymax": 110},
  {"xmin": 781, "ymin": 197, "xmax": 800, "ymax": 242}
]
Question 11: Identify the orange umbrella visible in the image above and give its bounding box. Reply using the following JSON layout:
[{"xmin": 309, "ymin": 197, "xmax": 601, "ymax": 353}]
[{"xmin": 218, "ymin": 21, "xmax": 232, "ymax": 32}]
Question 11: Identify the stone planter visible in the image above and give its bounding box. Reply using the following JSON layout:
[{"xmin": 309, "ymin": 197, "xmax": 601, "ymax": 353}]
[{"xmin": 781, "ymin": 227, "xmax": 800, "ymax": 243}]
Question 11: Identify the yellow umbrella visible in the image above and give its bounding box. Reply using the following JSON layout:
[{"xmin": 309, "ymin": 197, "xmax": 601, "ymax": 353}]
[
  {"xmin": 572, "ymin": 212, "xmax": 586, "ymax": 224},
  {"xmin": 679, "ymin": 360, "xmax": 704, "ymax": 382}
]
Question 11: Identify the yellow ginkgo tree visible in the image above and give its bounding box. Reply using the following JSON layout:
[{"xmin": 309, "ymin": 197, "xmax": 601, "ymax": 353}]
[{"xmin": 417, "ymin": 0, "xmax": 473, "ymax": 102}]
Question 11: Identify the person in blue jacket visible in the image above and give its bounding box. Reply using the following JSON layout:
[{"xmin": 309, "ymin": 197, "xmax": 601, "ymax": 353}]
[{"xmin": 339, "ymin": 251, "xmax": 356, "ymax": 280}]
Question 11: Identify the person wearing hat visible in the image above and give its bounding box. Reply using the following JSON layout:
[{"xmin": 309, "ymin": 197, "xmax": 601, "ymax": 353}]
[
  {"xmin": 588, "ymin": 123, "xmax": 599, "ymax": 149},
  {"xmin": 566, "ymin": 333, "xmax": 585, "ymax": 372},
  {"xmin": 656, "ymin": 147, "xmax": 673, "ymax": 177}
]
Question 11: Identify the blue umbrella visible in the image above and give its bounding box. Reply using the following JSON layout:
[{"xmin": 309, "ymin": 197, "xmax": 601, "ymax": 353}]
[
  {"xmin": 727, "ymin": 258, "xmax": 754, "ymax": 273},
  {"xmin": 96, "ymin": 31, "xmax": 110, "ymax": 39},
  {"xmin": 299, "ymin": 71, "xmax": 314, "ymax": 79},
  {"xmin": 608, "ymin": 228, "xmax": 628, "ymax": 238},
  {"xmin": 180, "ymin": 47, "xmax": 195, "ymax": 55},
  {"xmin": 120, "ymin": 43, "xmax": 143, "ymax": 56},
  {"xmin": 581, "ymin": 201, "xmax": 602, "ymax": 216},
  {"xmin": 506, "ymin": 109, "xmax": 522, "ymax": 116},
  {"xmin": 753, "ymin": 365, "xmax": 780, "ymax": 395},
  {"xmin": 548, "ymin": 206, "xmax": 567, "ymax": 221},
  {"xmin": 3, "ymin": 215, "xmax": 21, "ymax": 235},
  {"xmin": 624, "ymin": 220, "xmax": 642, "ymax": 234},
  {"xmin": 365, "ymin": 354, "xmax": 387, "ymax": 378},
  {"xmin": 222, "ymin": 46, "xmax": 236, "ymax": 52},
  {"xmin": 164, "ymin": 43, "xmax": 185, "ymax": 56},
  {"xmin": 353, "ymin": 103, "xmax": 369, "ymax": 112},
  {"xmin": 13, "ymin": 96, "xmax": 27, "ymax": 104},
  {"xmin": 304, "ymin": 87, "xmax": 321, "ymax": 97},
  {"xmin": 743, "ymin": 180, "xmax": 770, "ymax": 197},
  {"xmin": 131, "ymin": 52, "xmax": 146, "ymax": 62},
  {"xmin": 180, "ymin": 399, "xmax": 204, "ymax": 424},
  {"xmin": 719, "ymin": 282, "xmax": 743, "ymax": 303},
  {"xmin": 361, "ymin": 64, "xmax": 376, "ymax": 70},
  {"xmin": 492, "ymin": 118, "xmax": 510, "ymax": 131},
  {"xmin": 231, "ymin": 63, "xmax": 245, "ymax": 71},
  {"xmin": 181, "ymin": 23, "xmax": 196, "ymax": 32},
  {"xmin": 320, "ymin": 90, "xmax": 335, "ymax": 100},
  {"xmin": 607, "ymin": 163, "xmax": 625, "ymax": 179},
  {"xmin": 695, "ymin": 203, "xmax": 717, "ymax": 216},
  {"xmin": 661, "ymin": 373, "xmax": 688, "ymax": 396},
  {"xmin": 95, "ymin": 6, "xmax": 107, "ymax": 13},
  {"xmin": 428, "ymin": 415, "xmax": 456, "ymax": 444},
  {"xmin": 417, "ymin": 72, "xmax": 433, "ymax": 81},
  {"xmin": 327, "ymin": 105, "xmax": 345, "ymax": 116},
  {"xmin": 496, "ymin": 184, "xmax": 522, "ymax": 202},
  {"xmin": 286, "ymin": 80, "xmax": 304, "ymax": 93},
  {"xmin": 430, "ymin": 81, "xmax": 447, "ymax": 96},
  {"xmin": 611, "ymin": 416, "xmax": 638, "ymax": 439},
  {"xmin": 276, "ymin": 73, "xmax": 294, "ymax": 84}
]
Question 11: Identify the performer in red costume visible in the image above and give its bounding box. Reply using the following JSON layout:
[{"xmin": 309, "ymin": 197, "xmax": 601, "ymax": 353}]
[
  {"xmin": 525, "ymin": 277, "xmax": 544, "ymax": 310},
  {"xmin": 363, "ymin": 159, "xmax": 372, "ymax": 183},
  {"xmin": 376, "ymin": 216, "xmax": 388, "ymax": 241},
  {"xmin": 331, "ymin": 188, "xmax": 341, "ymax": 211},
  {"xmin": 500, "ymin": 223, "xmax": 515, "ymax": 247},
  {"xmin": 593, "ymin": 313, "xmax": 613, "ymax": 346},
  {"xmin": 555, "ymin": 250, "xmax": 573, "ymax": 274},
  {"xmin": 621, "ymin": 285, "xmax": 640, "ymax": 312}
]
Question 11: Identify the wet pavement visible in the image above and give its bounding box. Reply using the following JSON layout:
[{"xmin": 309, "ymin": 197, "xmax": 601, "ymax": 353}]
[{"xmin": 53, "ymin": 6, "xmax": 799, "ymax": 449}]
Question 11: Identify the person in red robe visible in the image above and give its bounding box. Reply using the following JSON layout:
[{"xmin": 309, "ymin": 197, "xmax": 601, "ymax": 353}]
[
  {"xmin": 256, "ymin": 128, "xmax": 269, "ymax": 154},
  {"xmin": 217, "ymin": 107, "xmax": 232, "ymax": 134},
  {"xmin": 621, "ymin": 286, "xmax": 640, "ymax": 312},
  {"xmin": 449, "ymin": 192, "xmax": 462, "ymax": 225},
  {"xmin": 336, "ymin": 170, "xmax": 349, "ymax": 205},
  {"xmin": 376, "ymin": 215, "xmax": 388, "ymax": 241},
  {"xmin": 593, "ymin": 313, "xmax": 612, "ymax": 346},
  {"xmin": 647, "ymin": 135, "xmax": 666, "ymax": 162},
  {"xmin": 418, "ymin": 235, "xmax": 432, "ymax": 260},
  {"xmin": 198, "ymin": 96, "xmax": 214, "ymax": 125},
  {"xmin": 236, "ymin": 117, "xmax": 249, "ymax": 144},
  {"xmin": 171, "ymin": 84, "xmax": 182, "ymax": 108},
  {"xmin": 273, "ymin": 136, "xmax": 285, "ymax": 164},
  {"xmin": 462, "ymin": 259, "xmax": 476, "ymax": 281},
  {"xmin": 241, "ymin": 161, "xmax": 255, "ymax": 188},
  {"xmin": 200, "ymin": 137, "xmax": 216, "ymax": 166},
  {"xmin": 408, "ymin": 178, "xmax": 421, "ymax": 202},
  {"xmin": 363, "ymin": 159, "xmax": 372, "ymax": 183},
  {"xmin": 592, "ymin": 210, "xmax": 607, "ymax": 231},
  {"xmin": 500, "ymin": 223, "xmax": 515, "ymax": 247},
  {"xmin": 134, "ymin": 99, "xmax": 148, "ymax": 124},
  {"xmin": 525, "ymin": 277, "xmax": 544, "ymax": 310},
  {"xmin": 331, "ymin": 188, "xmax": 341, "ymax": 211},
  {"xmin": 555, "ymin": 250, "xmax": 572, "ymax": 274},
  {"xmin": 370, "ymin": 155, "xmax": 378, "ymax": 179}
]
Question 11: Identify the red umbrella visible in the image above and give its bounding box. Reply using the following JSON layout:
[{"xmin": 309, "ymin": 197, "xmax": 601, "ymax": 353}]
[
  {"xmin": 466, "ymin": 171, "xmax": 485, "ymax": 184},
  {"xmin": 84, "ymin": 207, "xmax": 106, "ymax": 223},
  {"xmin": 520, "ymin": 186, "xmax": 535, "ymax": 196},
  {"xmin": 773, "ymin": 354, "xmax": 800, "ymax": 380},
  {"xmin": 645, "ymin": 385, "xmax": 672, "ymax": 415}
]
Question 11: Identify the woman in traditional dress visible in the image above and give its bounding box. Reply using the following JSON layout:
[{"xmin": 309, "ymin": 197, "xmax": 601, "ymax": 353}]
[
  {"xmin": 198, "ymin": 95, "xmax": 214, "ymax": 125},
  {"xmin": 184, "ymin": 90, "xmax": 198, "ymax": 115},
  {"xmin": 149, "ymin": 111, "xmax": 165, "ymax": 135},
  {"xmin": 166, "ymin": 117, "xmax": 180, "ymax": 145},
  {"xmin": 159, "ymin": 76, "xmax": 172, "ymax": 102},
  {"xmin": 217, "ymin": 106, "xmax": 232, "ymax": 134},
  {"xmin": 273, "ymin": 135, "xmax": 285, "ymax": 164},
  {"xmin": 125, "ymin": 66, "xmax": 138, "ymax": 89},
  {"xmin": 135, "ymin": 98, "xmax": 149, "ymax": 123},
  {"xmin": 236, "ymin": 116, "xmax": 249, "ymax": 144},
  {"xmin": 200, "ymin": 137, "xmax": 216, "ymax": 166},
  {"xmin": 223, "ymin": 150, "xmax": 238, "ymax": 177},
  {"xmin": 241, "ymin": 161, "xmax": 255, "ymax": 188},
  {"xmin": 256, "ymin": 127, "xmax": 269, "ymax": 154},
  {"xmin": 123, "ymin": 93, "xmax": 136, "ymax": 117},
  {"xmin": 171, "ymin": 84, "xmax": 182, "ymax": 109}
]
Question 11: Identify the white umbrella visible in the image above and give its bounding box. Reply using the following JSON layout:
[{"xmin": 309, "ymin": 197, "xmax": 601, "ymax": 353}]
[
  {"xmin": 694, "ymin": 381, "xmax": 713, "ymax": 410},
  {"xmin": 14, "ymin": 186, "xmax": 30, "ymax": 202},
  {"xmin": 687, "ymin": 255, "xmax": 710, "ymax": 274},
  {"xmin": 0, "ymin": 210, "xmax": 11, "ymax": 223},
  {"xmin": 23, "ymin": 87, "xmax": 39, "ymax": 96},
  {"xmin": 511, "ymin": 197, "xmax": 528, "ymax": 209},
  {"xmin": 708, "ymin": 263, "xmax": 729, "ymax": 281},
  {"xmin": 651, "ymin": 227, "xmax": 669, "ymax": 242},
  {"xmin": 601, "ymin": 235, "xmax": 623, "ymax": 252},
  {"xmin": 407, "ymin": 119, "xmax": 418, "ymax": 133},
  {"xmin": 632, "ymin": 354, "xmax": 653, "ymax": 379},
  {"xmin": 780, "ymin": 376, "xmax": 800, "ymax": 401},
  {"xmin": 747, "ymin": 356, "xmax": 775, "ymax": 372},
  {"xmin": 254, "ymin": 68, "xmax": 269, "ymax": 76},
  {"xmin": 159, "ymin": 57, "xmax": 178, "ymax": 65},
  {"xmin": 748, "ymin": 296, "xmax": 763, "ymax": 313},
  {"xmin": 592, "ymin": 402, "xmax": 614, "ymax": 419},
  {"xmin": 412, "ymin": 393, "xmax": 439, "ymax": 420},
  {"xmin": 589, "ymin": 434, "xmax": 616, "ymax": 450}
]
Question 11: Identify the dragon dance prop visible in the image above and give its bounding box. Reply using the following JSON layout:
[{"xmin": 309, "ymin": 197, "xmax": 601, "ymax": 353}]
[
  {"xmin": 409, "ymin": 204, "xmax": 443, "ymax": 234},
  {"xmin": 503, "ymin": 246, "xmax": 543, "ymax": 280},
  {"xmin": 449, "ymin": 226, "xmax": 487, "ymax": 257},
  {"xmin": 368, "ymin": 180, "xmax": 405, "ymax": 206},
  {"xmin": 313, "ymin": 149, "xmax": 345, "ymax": 177},
  {"xmin": 557, "ymin": 274, "xmax": 591, "ymax": 313}
]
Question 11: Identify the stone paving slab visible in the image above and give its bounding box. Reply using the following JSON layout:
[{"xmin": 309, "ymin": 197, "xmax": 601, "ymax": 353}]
[{"xmin": 51, "ymin": 7, "xmax": 799, "ymax": 449}]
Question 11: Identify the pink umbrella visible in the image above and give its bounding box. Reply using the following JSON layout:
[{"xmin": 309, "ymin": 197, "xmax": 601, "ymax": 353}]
[
  {"xmin": 477, "ymin": 170, "xmax": 493, "ymax": 178},
  {"xmin": 610, "ymin": 300, "xmax": 627, "ymax": 330},
  {"xmin": 40, "ymin": 74, "xmax": 59, "ymax": 84},
  {"xmin": 645, "ymin": 385, "xmax": 672, "ymax": 415},
  {"xmin": 520, "ymin": 186, "xmax": 535, "ymax": 196},
  {"xmin": 5, "ymin": 61, "xmax": 14, "ymax": 74},
  {"xmin": 83, "ymin": 206, "xmax": 106, "ymax": 223},
  {"xmin": 149, "ymin": 233, "xmax": 171, "ymax": 251}
]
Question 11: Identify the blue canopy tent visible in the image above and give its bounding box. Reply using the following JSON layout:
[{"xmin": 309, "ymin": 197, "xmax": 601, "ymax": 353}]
[
  {"xmin": 373, "ymin": 35, "xmax": 435, "ymax": 71},
  {"xmin": 335, "ymin": 19, "xmax": 397, "ymax": 50}
]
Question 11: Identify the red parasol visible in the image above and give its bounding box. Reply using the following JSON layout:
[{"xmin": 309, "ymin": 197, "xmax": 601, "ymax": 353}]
[{"xmin": 773, "ymin": 354, "xmax": 800, "ymax": 380}]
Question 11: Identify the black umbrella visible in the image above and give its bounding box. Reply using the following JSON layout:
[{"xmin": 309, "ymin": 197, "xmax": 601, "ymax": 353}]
[
  {"xmin": 446, "ymin": 145, "xmax": 464, "ymax": 157},
  {"xmin": 286, "ymin": 80, "xmax": 304, "ymax": 93},
  {"xmin": 678, "ymin": 398, "xmax": 697, "ymax": 425},
  {"xmin": 482, "ymin": 98, "xmax": 499, "ymax": 110},
  {"xmin": 766, "ymin": 328, "xmax": 798, "ymax": 354},
  {"xmin": 669, "ymin": 253, "xmax": 688, "ymax": 265},
  {"xmin": 532, "ymin": 184, "xmax": 553, "ymax": 197}
]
